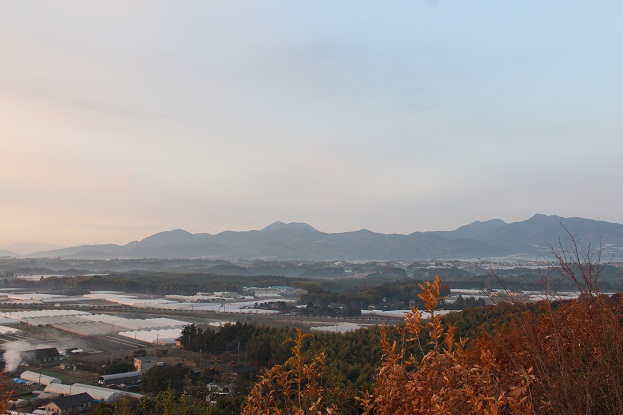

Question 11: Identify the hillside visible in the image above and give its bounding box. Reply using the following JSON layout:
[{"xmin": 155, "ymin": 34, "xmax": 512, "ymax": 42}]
[{"xmin": 22, "ymin": 215, "xmax": 623, "ymax": 261}]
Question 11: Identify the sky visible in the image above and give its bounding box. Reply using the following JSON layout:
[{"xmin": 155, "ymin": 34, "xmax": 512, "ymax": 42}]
[{"xmin": 1, "ymin": 1, "xmax": 622, "ymax": 248}]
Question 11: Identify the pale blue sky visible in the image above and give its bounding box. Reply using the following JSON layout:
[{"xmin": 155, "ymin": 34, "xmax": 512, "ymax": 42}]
[{"xmin": 1, "ymin": 1, "xmax": 622, "ymax": 246}]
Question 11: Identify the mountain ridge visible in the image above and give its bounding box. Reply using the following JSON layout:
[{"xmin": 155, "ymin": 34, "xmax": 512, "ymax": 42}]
[
  {"xmin": 261, "ymin": 221, "xmax": 319, "ymax": 232},
  {"xmin": 17, "ymin": 215, "xmax": 623, "ymax": 261}
]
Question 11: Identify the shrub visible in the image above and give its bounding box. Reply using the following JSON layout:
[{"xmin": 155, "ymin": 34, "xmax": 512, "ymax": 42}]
[
  {"xmin": 359, "ymin": 276, "xmax": 534, "ymax": 415},
  {"xmin": 241, "ymin": 329, "xmax": 338, "ymax": 415}
]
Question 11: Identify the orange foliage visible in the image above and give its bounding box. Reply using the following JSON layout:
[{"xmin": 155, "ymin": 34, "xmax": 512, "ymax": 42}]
[
  {"xmin": 362, "ymin": 274, "xmax": 623, "ymax": 415},
  {"xmin": 486, "ymin": 295, "xmax": 623, "ymax": 414},
  {"xmin": 241, "ymin": 329, "xmax": 338, "ymax": 415},
  {"xmin": 359, "ymin": 276, "xmax": 534, "ymax": 415},
  {"xmin": 0, "ymin": 373, "xmax": 13, "ymax": 415},
  {"xmin": 243, "ymin": 267, "xmax": 623, "ymax": 415}
]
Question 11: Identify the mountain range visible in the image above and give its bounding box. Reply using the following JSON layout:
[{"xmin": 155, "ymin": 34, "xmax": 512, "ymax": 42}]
[{"xmin": 7, "ymin": 214, "xmax": 623, "ymax": 261}]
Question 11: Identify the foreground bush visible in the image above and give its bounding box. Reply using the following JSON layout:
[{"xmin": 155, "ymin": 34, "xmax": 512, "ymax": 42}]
[
  {"xmin": 243, "ymin": 251, "xmax": 623, "ymax": 414},
  {"xmin": 359, "ymin": 276, "xmax": 534, "ymax": 415},
  {"xmin": 241, "ymin": 330, "xmax": 338, "ymax": 414},
  {"xmin": 360, "ymin": 239, "xmax": 623, "ymax": 415}
]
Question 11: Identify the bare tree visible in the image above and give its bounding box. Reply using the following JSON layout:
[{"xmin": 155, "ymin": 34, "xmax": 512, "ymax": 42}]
[{"xmin": 547, "ymin": 224, "xmax": 608, "ymax": 297}]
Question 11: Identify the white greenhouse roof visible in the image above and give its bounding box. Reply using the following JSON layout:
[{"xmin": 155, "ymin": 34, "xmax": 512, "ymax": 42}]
[
  {"xmin": 8, "ymin": 310, "xmax": 89, "ymax": 320},
  {"xmin": 0, "ymin": 317, "xmax": 19, "ymax": 325},
  {"xmin": 118, "ymin": 328, "xmax": 183, "ymax": 345},
  {"xmin": 0, "ymin": 325, "xmax": 23, "ymax": 334},
  {"xmin": 44, "ymin": 383, "xmax": 122, "ymax": 402},
  {"xmin": 20, "ymin": 371, "xmax": 61, "ymax": 386}
]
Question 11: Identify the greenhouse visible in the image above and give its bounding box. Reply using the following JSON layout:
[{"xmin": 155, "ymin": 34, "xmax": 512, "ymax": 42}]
[
  {"xmin": 43, "ymin": 383, "xmax": 146, "ymax": 402},
  {"xmin": 118, "ymin": 328, "xmax": 183, "ymax": 345},
  {"xmin": 0, "ymin": 325, "xmax": 23, "ymax": 335},
  {"xmin": 20, "ymin": 370, "xmax": 61, "ymax": 386}
]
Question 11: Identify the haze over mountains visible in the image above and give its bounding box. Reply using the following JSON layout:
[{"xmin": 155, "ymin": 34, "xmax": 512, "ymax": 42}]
[
  {"xmin": 5, "ymin": 215, "xmax": 623, "ymax": 261},
  {"xmin": 0, "ymin": 242, "xmax": 62, "ymax": 256}
]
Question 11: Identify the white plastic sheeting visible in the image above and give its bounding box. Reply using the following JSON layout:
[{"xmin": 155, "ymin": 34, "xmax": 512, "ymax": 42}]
[
  {"xmin": 7, "ymin": 293, "xmax": 65, "ymax": 301},
  {"xmin": 80, "ymin": 315, "xmax": 188, "ymax": 330},
  {"xmin": 3, "ymin": 309, "xmax": 188, "ymax": 336},
  {"xmin": 85, "ymin": 292, "xmax": 285, "ymax": 314},
  {"xmin": 208, "ymin": 321, "xmax": 237, "ymax": 327},
  {"xmin": 361, "ymin": 309, "xmax": 457, "ymax": 318},
  {"xmin": 22, "ymin": 315, "xmax": 91, "ymax": 327},
  {"xmin": 133, "ymin": 317, "xmax": 188, "ymax": 329},
  {"xmin": 310, "ymin": 322, "xmax": 370, "ymax": 333},
  {"xmin": 84, "ymin": 293, "xmax": 176, "ymax": 307},
  {"xmin": 98, "ymin": 371, "xmax": 141, "ymax": 385},
  {"xmin": 4, "ymin": 293, "xmax": 83, "ymax": 304},
  {"xmin": 83, "ymin": 293, "xmax": 130, "ymax": 301},
  {"xmin": 0, "ymin": 325, "xmax": 23, "ymax": 334},
  {"xmin": 155, "ymin": 300, "xmax": 282, "ymax": 314},
  {"xmin": 0, "ymin": 317, "xmax": 19, "ymax": 325},
  {"xmin": 8, "ymin": 310, "xmax": 89, "ymax": 321},
  {"xmin": 43, "ymin": 383, "xmax": 131, "ymax": 402},
  {"xmin": 49, "ymin": 321, "xmax": 118, "ymax": 337},
  {"xmin": 20, "ymin": 371, "xmax": 61, "ymax": 386},
  {"xmin": 448, "ymin": 288, "xmax": 580, "ymax": 303},
  {"xmin": 44, "ymin": 383, "xmax": 121, "ymax": 402},
  {"xmin": 118, "ymin": 328, "xmax": 182, "ymax": 345}
]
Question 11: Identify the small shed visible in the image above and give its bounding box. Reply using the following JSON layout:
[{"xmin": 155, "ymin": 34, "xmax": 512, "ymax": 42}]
[{"xmin": 133, "ymin": 356, "xmax": 156, "ymax": 373}]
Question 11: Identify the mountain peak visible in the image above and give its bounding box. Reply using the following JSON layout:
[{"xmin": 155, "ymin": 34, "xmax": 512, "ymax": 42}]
[
  {"xmin": 454, "ymin": 219, "xmax": 507, "ymax": 233},
  {"xmin": 261, "ymin": 221, "xmax": 318, "ymax": 232},
  {"xmin": 135, "ymin": 229, "xmax": 196, "ymax": 248},
  {"xmin": 528, "ymin": 213, "xmax": 562, "ymax": 220}
]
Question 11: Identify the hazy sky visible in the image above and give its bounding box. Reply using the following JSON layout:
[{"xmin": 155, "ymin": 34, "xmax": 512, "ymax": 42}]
[{"xmin": 1, "ymin": 1, "xmax": 622, "ymax": 247}]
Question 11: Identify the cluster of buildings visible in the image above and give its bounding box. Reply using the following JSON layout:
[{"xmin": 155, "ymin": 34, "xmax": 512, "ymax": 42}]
[
  {"xmin": 6, "ymin": 349, "xmax": 155, "ymax": 414},
  {"xmin": 242, "ymin": 286, "xmax": 307, "ymax": 298}
]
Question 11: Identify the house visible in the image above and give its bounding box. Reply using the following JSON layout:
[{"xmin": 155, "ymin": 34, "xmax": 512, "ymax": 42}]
[
  {"xmin": 234, "ymin": 365, "xmax": 259, "ymax": 378},
  {"xmin": 133, "ymin": 356, "xmax": 156, "ymax": 373},
  {"xmin": 24, "ymin": 348, "xmax": 61, "ymax": 365},
  {"xmin": 44, "ymin": 392, "xmax": 93, "ymax": 414}
]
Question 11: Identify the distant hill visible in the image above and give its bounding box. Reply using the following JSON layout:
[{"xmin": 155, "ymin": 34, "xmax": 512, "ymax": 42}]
[
  {"xmin": 0, "ymin": 242, "xmax": 62, "ymax": 256},
  {"xmin": 126, "ymin": 229, "xmax": 201, "ymax": 248},
  {"xmin": 23, "ymin": 216, "xmax": 623, "ymax": 261},
  {"xmin": 438, "ymin": 219, "xmax": 508, "ymax": 239}
]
